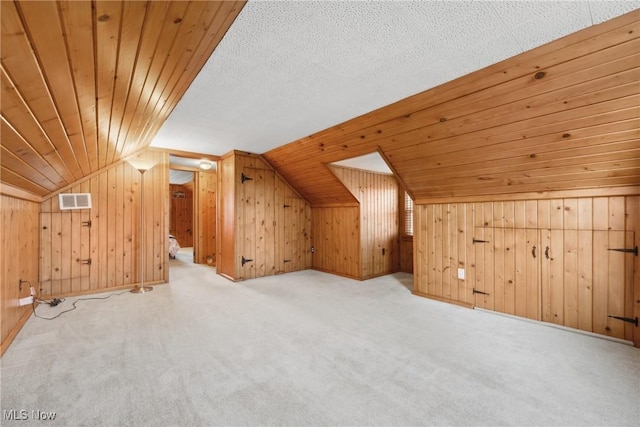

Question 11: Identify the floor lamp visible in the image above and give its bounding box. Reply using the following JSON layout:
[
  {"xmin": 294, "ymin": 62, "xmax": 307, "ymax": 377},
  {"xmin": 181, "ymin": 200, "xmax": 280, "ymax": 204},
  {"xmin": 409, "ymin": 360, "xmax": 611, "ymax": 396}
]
[{"xmin": 127, "ymin": 158, "xmax": 157, "ymax": 293}]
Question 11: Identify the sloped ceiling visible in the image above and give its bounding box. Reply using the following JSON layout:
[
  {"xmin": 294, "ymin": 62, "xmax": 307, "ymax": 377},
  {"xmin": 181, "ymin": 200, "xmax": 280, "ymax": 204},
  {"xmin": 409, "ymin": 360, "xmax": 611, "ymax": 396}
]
[
  {"xmin": 152, "ymin": 1, "xmax": 637, "ymax": 156},
  {"xmin": 1, "ymin": 1, "xmax": 638, "ymax": 203},
  {"xmin": 0, "ymin": 0, "xmax": 245, "ymax": 196}
]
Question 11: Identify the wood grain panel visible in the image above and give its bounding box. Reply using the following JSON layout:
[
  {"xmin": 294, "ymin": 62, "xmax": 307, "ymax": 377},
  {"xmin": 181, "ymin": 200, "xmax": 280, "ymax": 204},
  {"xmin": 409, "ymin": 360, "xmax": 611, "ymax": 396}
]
[
  {"xmin": 263, "ymin": 11, "xmax": 640, "ymax": 206},
  {"xmin": 414, "ymin": 194, "xmax": 639, "ymax": 345},
  {"xmin": 1, "ymin": 195, "xmax": 39, "ymax": 355},
  {"xmin": 195, "ymin": 171, "xmax": 217, "ymax": 266},
  {"xmin": 331, "ymin": 166, "xmax": 399, "ymax": 278},
  {"xmin": 39, "ymin": 150, "xmax": 168, "ymax": 297},
  {"xmin": 217, "ymin": 152, "xmax": 311, "ymax": 281},
  {"xmin": 1, "ymin": 0, "xmax": 246, "ymax": 197},
  {"xmin": 170, "ymin": 183, "xmax": 193, "ymax": 247}
]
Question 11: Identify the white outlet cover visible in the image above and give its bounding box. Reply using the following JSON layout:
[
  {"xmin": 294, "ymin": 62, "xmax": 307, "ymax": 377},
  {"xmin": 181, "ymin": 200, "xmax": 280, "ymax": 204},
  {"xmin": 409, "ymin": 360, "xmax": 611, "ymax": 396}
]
[{"xmin": 457, "ymin": 268, "xmax": 465, "ymax": 280}]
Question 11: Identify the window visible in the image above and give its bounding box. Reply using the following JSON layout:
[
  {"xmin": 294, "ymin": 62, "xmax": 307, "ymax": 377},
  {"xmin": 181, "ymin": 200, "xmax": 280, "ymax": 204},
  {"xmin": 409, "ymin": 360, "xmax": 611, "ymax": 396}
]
[{"xmin": 403, "ymin": 191, "xmax": 413, "ymax": 236}]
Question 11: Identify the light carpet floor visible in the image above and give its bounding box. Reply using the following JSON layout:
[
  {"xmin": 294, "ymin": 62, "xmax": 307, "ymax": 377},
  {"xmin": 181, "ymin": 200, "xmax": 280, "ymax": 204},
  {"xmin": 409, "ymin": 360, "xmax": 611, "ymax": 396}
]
[{"xmin": 1, "ymin": 255, "xmax": 639, "ymax": 426}]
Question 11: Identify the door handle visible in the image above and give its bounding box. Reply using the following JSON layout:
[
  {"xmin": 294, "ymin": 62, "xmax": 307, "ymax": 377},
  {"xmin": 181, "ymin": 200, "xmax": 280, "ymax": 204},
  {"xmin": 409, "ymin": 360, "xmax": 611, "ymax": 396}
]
[
  {"xmin": 532, "ymin": 245, "xmax": 537, "ymax": 259},
  {"xmin": 545, "ymin": 246, "xmax": 550, "ymax": 260}
]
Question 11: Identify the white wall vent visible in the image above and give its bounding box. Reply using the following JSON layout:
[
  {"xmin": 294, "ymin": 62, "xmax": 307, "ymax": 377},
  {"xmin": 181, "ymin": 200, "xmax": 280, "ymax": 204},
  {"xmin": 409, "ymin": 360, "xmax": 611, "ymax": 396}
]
[{"xmin": 58, "ymin": 193, "xmax": 92, "ymax": 210}]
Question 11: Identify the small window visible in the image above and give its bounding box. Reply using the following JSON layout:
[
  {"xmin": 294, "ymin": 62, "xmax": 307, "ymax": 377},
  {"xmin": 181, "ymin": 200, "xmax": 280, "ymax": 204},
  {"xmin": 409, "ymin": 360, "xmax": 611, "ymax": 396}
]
[{"xmin": 404, "ymin": 191, "xmax": 413, "ymax": 236}]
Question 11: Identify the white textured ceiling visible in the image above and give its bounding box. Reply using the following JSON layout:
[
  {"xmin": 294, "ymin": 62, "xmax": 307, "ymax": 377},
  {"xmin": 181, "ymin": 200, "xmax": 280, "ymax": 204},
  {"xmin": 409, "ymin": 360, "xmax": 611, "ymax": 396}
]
[
  {"xmin": 151, "ymin": 0, "xmax": 638, "ymax": 165},
  {"xmin": 332, "ymin": 152, "xmax": 392, "ymax": 174}
]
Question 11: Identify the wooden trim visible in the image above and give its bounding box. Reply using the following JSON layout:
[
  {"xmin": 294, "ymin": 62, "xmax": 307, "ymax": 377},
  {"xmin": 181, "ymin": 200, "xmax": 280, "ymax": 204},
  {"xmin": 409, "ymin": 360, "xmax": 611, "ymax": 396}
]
[
  {"xmin": 311, "ymin": 267, "xmax": 361, "ymax": 281},
  {"xmin": 0, "ymin": 306, "xmax": 32, "ymax": 357},
  {"xmin": 155, "ymin": 148, "xmax": 220, "ymax": 162},
  {"xmin": 0, "ymin": 183, "xmax": 42, "ymax": 202},
  {"xmin": 412, "ymin": 290, "xmax": 475, "ymax": 309},
  {"xmin": 217, "ymin": 272, "xmax": 239, "ymax": 282},
  {"xmin": 47, "ymin": 280, "xmax": 166, "ymax": 300},
  {"xmin": 415, "ymin": 186, "xmax": 640, "ymax": 205},
  {"xmin": 377, "ymin": 148, "xmax": 415, "ymax": 200},
  {"xmin": 169, "ymin": 165, "xmax": 201, "ymax": 173},
  {"xmin": 361, "ymin": 269, "xmax": 400, "ymax": 281},
  {"xmin": 311, "ymin": 203, "xmax": 359, "ymax": 208}
]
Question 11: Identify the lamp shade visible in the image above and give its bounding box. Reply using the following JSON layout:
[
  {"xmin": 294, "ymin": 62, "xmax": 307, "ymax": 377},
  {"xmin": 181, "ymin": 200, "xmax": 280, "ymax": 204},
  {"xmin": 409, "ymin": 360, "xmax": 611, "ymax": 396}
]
[{"xmin": 127, "ymin": 158, "xmax": 157, "ymax": 172}]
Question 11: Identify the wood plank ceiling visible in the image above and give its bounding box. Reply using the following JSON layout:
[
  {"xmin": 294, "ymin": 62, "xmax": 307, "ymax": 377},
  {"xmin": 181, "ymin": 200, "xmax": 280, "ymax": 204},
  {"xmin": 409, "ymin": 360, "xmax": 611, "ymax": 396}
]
[
  {"xmin": 263, "ymin": 10, "xmax": 640, "ymax": 206},
  {"xmin": 1, "ymin": 0, "xmax": 245, "ymax": 197}
]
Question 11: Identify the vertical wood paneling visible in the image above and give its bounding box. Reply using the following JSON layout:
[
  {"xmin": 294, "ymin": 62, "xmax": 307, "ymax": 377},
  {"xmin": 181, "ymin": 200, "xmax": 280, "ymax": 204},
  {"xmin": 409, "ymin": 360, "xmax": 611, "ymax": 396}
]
[
  {"xmin": 195, "ymin": 171, "xmax": 217, "ymax": 266},
  {"xmin": 326, "ymin": 166, "xmax": 399, "ymax": 279},
  {"xmin": 170, "ymin": 183, "xmax": 194, "ymax": 247},
  {"xmin": 1, "ymin": 195, "xmax": 40, "ymax": 355},
  {"xmin": 217, "ymin": 152, "xmax": 310, "ymax": 281},
  {"xmin": 39, "ymin": 150, "xmax": 168, "ymax": 297},
  {"xmin": 413, "ymin": 194, "xmax": 639, "ymax": 345},
  {"xmin": 311, "ymin": 206, "xmax": 360, "ymax": 278}
]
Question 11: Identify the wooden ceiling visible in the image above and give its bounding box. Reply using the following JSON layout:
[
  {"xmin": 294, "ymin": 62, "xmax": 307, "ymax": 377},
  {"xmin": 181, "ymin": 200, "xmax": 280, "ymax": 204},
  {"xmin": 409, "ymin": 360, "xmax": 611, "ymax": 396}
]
[
  {"xmin": 263, "ymin": 10, "xmax": 640, "ymax": 206},
  {"xmin": 1, "ymin": 0, "xmax": 245, "ymax": 197}
]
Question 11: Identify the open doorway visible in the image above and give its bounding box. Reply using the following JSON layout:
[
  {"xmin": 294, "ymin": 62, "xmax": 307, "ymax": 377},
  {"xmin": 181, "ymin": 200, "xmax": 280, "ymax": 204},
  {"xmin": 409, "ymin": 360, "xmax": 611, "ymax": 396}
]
[
  {"xmin": 169, "ymin": 168, "xmax": 195, "ymax": 262},
  {"xmin": 168, "ymin": 154, "xmax": 217, "ymax": 269}
]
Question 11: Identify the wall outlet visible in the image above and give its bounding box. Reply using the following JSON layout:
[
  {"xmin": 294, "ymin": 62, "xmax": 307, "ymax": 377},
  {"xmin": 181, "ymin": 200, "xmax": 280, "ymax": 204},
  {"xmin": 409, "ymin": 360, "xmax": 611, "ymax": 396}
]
[
  {"xmin": 457, "ymin": 268, "xmax": 465, "ymax": 280},
  {"xmin": 19, "ymin": 296, "xmax": 33, "ymax": 306}
]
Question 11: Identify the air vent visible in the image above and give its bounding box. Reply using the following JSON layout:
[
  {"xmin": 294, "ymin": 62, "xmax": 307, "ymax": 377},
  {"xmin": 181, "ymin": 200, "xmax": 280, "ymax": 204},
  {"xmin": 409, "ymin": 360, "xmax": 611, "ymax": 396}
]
[{"xmin": 58, "ymin": 193, "xmax": 92, "ymax": 210}]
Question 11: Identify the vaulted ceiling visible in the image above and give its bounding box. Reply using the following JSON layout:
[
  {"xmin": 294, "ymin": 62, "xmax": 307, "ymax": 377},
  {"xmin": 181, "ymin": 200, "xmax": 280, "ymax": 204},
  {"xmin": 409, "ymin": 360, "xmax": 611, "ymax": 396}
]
[
  {"xmin": 1, "ymin": 0, "xmax": 244, "ymax": 196},
  {"xmin": 1, "ymin": 1, "xmax": 638, "ymax": 202}
]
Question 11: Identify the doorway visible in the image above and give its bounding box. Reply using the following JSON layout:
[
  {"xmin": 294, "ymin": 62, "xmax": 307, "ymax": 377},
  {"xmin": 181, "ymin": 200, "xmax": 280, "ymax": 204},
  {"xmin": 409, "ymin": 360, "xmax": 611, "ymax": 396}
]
[{"xmin": 168, "ymin": 154, "xmax": 218, "ymax": 269}]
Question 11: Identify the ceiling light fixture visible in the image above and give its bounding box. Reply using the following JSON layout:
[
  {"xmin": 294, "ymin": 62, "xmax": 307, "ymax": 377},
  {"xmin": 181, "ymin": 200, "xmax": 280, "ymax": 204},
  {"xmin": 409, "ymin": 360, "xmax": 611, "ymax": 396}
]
[{"xmin": 199, "ymin": 161, "xmax": 212, "ymax": 170}]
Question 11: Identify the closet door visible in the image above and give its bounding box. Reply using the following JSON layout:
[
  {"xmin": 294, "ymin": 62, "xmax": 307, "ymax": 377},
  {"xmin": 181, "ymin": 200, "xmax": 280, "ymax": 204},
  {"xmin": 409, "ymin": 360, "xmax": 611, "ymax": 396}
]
[
  {"xmin": 593, "ymin": 230, "xmax": 635, "ymax": 341},
  {"xmin": 473, "ymin": 227, "xmax": 539, "ymax": 318},
  {"xmin": 236, "ymin": 167, "xmax": 276, "ymax": 280}
]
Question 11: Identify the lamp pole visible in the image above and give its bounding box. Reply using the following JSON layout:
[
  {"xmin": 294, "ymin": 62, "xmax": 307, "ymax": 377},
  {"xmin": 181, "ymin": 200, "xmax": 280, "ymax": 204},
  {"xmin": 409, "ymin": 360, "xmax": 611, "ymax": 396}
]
[{"xmin": 127, "ymin": 158, "xmax": 157, "ymax": 293}]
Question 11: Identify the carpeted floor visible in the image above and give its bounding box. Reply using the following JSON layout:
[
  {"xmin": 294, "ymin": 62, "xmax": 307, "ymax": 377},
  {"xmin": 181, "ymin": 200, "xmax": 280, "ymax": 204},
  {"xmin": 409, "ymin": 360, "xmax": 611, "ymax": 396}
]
[{"xmin": 1, "ymin": 255, "xmax": 638, "ymax": 426}]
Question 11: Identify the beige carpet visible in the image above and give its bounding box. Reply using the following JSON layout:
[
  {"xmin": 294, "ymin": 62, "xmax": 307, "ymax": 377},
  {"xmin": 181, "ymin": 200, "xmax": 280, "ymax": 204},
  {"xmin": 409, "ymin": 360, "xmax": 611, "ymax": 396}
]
[{"xmin": 1, "ymin": 256, "xmax": 639, "ymax": 426}]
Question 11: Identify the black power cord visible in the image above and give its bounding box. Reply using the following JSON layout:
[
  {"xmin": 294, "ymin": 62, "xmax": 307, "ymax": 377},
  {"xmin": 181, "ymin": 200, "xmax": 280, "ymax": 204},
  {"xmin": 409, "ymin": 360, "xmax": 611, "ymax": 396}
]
[{"xmin": 28, "ymin": 286, "xmax": 128, "ymax": 321}]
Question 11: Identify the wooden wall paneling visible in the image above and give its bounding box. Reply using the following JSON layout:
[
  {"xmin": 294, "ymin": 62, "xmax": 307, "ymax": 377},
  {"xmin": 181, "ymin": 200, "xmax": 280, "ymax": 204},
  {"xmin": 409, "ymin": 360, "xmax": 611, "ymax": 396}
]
[
  {"xmin": 625, "ymin": 196, "xmax": 639, "ymax": 345},
  {"xmin": 195, "ymin": 171, "xmax": 217, "ymax": 266},
  {"xmin": 39, "ymin": 209, "xmax": 52, "ymax": 297},
  {"xmin": 254, "ymin": 169, "xmax": 267, "ymax": 278},
  {"xmin": 217, "ymin": 157, "xmax": 235, "ymax": 278},
  {"xmin": 592, "ymin": 230, "xmax": 610, "ymax": 337},
  {"xmin": 238, "ymin": 166, "xmax": 256, "ymax": 279},
  {"xmin": 170, "ymin": 183, "xmax": 194, "ymax": 247},
  {"xmin": 264, "ymin": 171, "xmax": 276, "ymax": 275},
  {"xmin": 1, "ymin": 195, "xmax": 40, "ymax": 355},
  {"xmin": 311, "ymin": 207, "xmax": 360, "ymax": 278},
  {"xmin": 462, "ymin": 203, "xmax": 474, "ymax": 304}
]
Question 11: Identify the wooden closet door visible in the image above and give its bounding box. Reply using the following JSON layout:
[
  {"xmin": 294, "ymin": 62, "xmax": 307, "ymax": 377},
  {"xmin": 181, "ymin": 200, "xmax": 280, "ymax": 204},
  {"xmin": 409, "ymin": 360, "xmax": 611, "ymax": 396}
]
[
  {"xmin": 237, "ymin": 167, "xmax": 276, "ymax": 280},
  {"xmin": 474, "ymin": 226, "xmax": 539, "ymax": 319},
  {"xmin": 593, "ymin": 230, "xmax": 635, "ymax": 341}
]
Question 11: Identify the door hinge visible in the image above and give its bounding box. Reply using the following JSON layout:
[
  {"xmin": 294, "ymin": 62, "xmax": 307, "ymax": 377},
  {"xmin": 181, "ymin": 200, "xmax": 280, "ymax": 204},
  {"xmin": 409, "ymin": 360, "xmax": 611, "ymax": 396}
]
[
  {"xmin": 473, "ymin": 288, "xmax": 490, "ymax": 296},
  {"xmin": 241, "ymin": 256, "xmax": 253, "ymax": 267},
  {"xmin": 241, "ymin": 172, "xmax": 253, "ymax": 184},
  {"xmin": 81, "ymin": 220, "xmax": 92, "ymax": 227},
  {"xmin": 607, "ymin": 315, "xmax": 638, "ymax": 326},
  {"xmin": 607, "ymin": 246, "xmax": 638, "ymax": 256},
  {"xmin": 472, "ymin": 238, "xmax": 490, "ymax": 244},
  {"xmin": 81, "ymin": 258, "xmax": 92, "ymax": 265}
]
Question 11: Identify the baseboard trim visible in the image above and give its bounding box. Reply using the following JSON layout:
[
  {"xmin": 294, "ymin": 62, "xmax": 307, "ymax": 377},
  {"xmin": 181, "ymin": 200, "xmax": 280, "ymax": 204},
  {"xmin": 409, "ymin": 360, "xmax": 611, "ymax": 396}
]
[
  {"xmin": 412, "ymin": 290, "xmax": 474, "ymax": 309},
  {"xmin": 1, "ymin": 306, "xmax": 33, "ymax": 357}
]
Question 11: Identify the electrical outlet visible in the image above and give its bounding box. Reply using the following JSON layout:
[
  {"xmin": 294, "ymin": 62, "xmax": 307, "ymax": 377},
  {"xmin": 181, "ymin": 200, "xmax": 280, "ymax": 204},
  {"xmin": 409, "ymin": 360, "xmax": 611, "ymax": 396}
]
[
  {"xmin": 19, "ymin": 296, "xmax": 33, "ymax": 306},
  {"xmin": 457, "ymin": 268, "xmax": 465, "ymax": 280}
]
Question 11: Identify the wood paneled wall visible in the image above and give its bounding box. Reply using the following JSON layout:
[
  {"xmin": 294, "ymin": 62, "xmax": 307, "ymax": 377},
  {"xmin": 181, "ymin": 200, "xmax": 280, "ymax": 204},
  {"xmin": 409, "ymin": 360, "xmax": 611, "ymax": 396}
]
[
  {"xmin": 399, "ymin": 237, "xmax": 413, "ymax": 274},
  {"xmin": 195, "ymin": 171, "xmax": 216, "ymax": 266},
  {"xmin": 263, "ymin": 10, "xmax": 639, "ymax": 206},
  {"xmin": 413, "ymin": 194, "xmax": 640, "ymax": 346},
  {"xmin": 39, "ymin": 150, "xmax": 169, "ymax": 297},
  {"xmin": 311, "ymin": 207, "xmax": 360, "ymax": 279},
  {"xmin": 330, "ymin": 166, "xmax": 399, "ymax": 278},
  {"xmin": 217, "ymin": 152, "xmax": 311, "ymax": 281},
  {"xmin": 170, "ymin": 183, "xmax": 193, "ymax": 247},
  {"xmin": 1, "ymin": 195, "xmax": 39, "ymax": 355}
]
